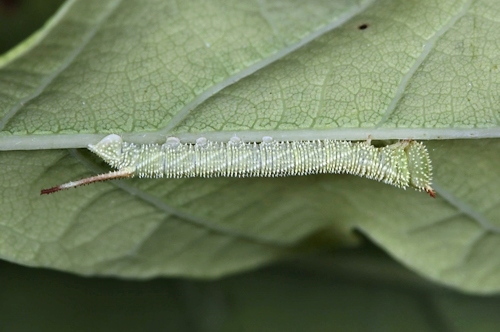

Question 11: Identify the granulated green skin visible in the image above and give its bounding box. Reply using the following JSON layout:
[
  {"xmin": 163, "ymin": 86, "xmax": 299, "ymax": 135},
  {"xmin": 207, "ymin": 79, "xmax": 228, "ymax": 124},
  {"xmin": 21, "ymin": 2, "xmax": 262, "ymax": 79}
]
[{"xmin": 88, "ymin": 135, "xmax": 433, "ymax": 194}]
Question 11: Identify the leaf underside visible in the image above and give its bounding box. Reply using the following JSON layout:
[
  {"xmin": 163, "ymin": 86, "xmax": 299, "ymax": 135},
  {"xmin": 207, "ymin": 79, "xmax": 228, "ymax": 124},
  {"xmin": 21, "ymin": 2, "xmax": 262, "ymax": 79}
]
[{"xmin": 0, "ymin": 0, "xmax": 499, "ymax": 294}]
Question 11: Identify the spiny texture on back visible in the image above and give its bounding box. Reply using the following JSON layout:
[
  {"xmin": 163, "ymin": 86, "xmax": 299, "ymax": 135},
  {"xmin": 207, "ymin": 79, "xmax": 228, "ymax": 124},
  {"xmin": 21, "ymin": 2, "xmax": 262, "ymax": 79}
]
[{"xmin": 88, "ymin": 135, "xmax": 433, "ymax": 194}]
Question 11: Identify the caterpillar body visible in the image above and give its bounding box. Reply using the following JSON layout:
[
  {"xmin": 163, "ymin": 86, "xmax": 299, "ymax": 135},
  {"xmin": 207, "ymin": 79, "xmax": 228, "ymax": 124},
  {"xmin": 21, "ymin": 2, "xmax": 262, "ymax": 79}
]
[{"xmin": 41, "ymin": 134, "xmax": 435, "ymax": 197}]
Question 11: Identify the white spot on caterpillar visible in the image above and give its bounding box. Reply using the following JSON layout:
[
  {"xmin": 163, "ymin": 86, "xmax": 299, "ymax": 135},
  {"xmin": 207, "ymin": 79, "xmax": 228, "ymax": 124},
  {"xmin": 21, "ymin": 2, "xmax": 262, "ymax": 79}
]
[
  {"xmin": 195, "ymin": 137, "xmax": 207, "ymax": 147},
  {"xmin": 262, "ymin": 136, "xmax": 273, "ymax": 143},
  {"xmin": 166, "ymin": 136, "xmax": 180, "ymax": 148},
  {"xmin": 229, "ymin": 136, "xmax": 242, "ymax": 145},
  {"xmin": 41, "ymin": 135, "xmax": 435, "ymax": 197}
]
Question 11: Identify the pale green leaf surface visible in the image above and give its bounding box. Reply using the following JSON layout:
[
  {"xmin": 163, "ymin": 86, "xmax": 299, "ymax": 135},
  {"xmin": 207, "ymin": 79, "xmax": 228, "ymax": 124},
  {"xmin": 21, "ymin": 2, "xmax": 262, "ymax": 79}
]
[{"xmin": 0, "ymin": 0, "xmax": 499, "ymax": 294}]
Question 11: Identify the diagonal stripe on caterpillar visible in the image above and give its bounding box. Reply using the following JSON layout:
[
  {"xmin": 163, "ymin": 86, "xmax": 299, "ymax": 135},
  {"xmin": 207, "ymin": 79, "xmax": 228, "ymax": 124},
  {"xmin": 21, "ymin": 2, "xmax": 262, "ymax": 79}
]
[{"xmin": 41, "ymin": 134, "xmax": 435, "ymax": 197}]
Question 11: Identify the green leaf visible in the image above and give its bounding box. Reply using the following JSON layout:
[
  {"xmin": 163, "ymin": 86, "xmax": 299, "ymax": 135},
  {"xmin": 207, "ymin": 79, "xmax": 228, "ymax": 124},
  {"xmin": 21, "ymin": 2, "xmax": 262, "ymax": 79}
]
[{"xmin": 0, "ymin": 0, "xmax": 499, "ymax": 294}]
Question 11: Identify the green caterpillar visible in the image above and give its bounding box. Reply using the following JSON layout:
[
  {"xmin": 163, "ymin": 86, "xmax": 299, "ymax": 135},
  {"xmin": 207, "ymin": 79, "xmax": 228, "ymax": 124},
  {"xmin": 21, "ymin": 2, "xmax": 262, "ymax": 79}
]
[{"xmin": 41, "ymin": 134, "xmax": 435, "ymax": 197}]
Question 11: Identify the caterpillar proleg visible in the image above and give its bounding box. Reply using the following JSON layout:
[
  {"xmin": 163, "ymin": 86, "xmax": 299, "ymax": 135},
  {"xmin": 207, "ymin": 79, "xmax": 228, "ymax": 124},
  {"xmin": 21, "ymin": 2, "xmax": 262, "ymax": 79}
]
[{"xmin": 41, "ymin": 134, "xmax": 435, "ymax": 197}]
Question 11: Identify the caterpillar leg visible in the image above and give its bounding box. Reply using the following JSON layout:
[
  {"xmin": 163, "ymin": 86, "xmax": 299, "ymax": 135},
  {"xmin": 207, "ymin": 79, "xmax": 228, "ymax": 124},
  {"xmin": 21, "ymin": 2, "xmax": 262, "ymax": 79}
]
[{"xmin": 424, "ymin": 185, "xmax": 436, "ymax": 198}]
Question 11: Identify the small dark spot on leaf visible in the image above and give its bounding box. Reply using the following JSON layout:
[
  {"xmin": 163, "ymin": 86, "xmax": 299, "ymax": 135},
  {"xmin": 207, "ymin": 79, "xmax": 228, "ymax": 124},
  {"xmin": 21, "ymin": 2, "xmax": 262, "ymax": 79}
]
[{"xmin": 358, "ymin": 23, "xmax": 369, "ymax": 30}]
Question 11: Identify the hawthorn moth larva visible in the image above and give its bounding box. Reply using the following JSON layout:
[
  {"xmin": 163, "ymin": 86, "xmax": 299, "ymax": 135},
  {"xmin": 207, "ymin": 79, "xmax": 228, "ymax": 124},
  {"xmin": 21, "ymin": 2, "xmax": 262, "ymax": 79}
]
[{"xmin": 41, "ymin": 134, "xmax": 435, "ymax": 197}]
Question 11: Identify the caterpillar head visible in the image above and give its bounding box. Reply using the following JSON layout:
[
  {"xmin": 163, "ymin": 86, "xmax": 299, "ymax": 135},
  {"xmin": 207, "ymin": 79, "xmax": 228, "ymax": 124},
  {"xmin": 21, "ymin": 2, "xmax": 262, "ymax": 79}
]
[{"xmin": 405, "ymin": 141, "xmax": 435, "ymax": 197}]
